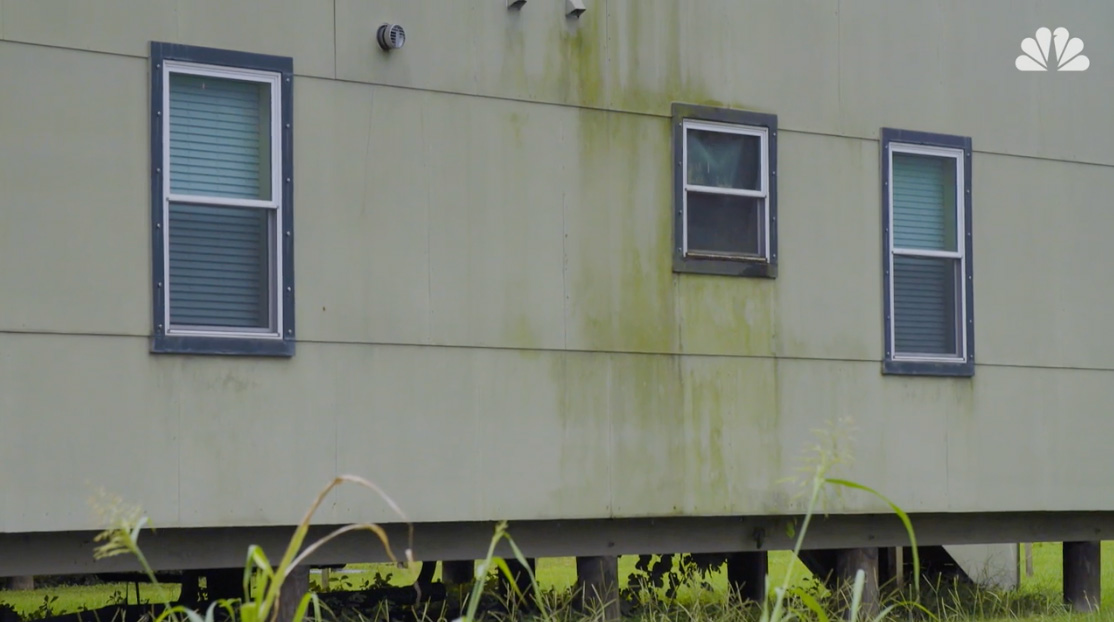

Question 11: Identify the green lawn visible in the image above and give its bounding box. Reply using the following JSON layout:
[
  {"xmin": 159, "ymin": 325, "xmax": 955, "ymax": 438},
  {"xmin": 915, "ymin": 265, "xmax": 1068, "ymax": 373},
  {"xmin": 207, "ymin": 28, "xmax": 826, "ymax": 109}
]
[{"xmin": 3, "ymin": 543, "xmax": 1113, "ymax": 620}]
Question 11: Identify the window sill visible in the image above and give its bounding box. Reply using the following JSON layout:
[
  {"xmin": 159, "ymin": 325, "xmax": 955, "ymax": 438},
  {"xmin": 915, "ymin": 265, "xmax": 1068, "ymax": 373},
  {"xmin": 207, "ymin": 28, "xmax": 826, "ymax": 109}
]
[
  {"xmin": 151, "ymin": 334, "xmax": 295, "ymax": 357},
  {"xmin": 673, "ymin": 254, "xmax": 777, "ymax": 278},
  {"xmin": 882, "ymin": 359, "xmax": 973, "ymax": 377}
]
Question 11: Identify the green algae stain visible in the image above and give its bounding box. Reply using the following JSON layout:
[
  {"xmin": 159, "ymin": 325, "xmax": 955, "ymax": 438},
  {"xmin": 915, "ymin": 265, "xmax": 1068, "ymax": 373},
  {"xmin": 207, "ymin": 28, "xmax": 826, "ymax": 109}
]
[
  {"xmin": 568, "ymin": 108, "xmax": 678, "ymax": 353},
  {"xmin": 680, "ymin": 358, "xmax": 781, "ymax": 515},
  {"xmin": 607, "ymin": 353, "xmax": 688, "ymax": 516},
  {"xmin": 508, "ymin": 111, "xmax": 525, "ymax": 147},
  {"xmin": 678, "ymin": 276, "xmax": 777, "ymax": 357}
]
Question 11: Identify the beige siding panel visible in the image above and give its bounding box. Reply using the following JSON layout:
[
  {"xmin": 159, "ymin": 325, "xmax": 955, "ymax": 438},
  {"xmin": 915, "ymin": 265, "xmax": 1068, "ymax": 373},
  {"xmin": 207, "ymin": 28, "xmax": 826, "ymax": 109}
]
[
  {"xmin": 297, "ymin": 83, "xmax": 568, "ymax": 349},
  {"xmin": 777, "ymin": 360, "xmax": 1114, "ymax": 515},
  {"xmin": 838, "ymin": 1, "xmax": 1114, "ymax": 166},
  {"xmin": 607, "ymin": 353, "xmax": 685, "ymax": 516},
  {"xmin": 331, "ymin": 348, "xmax": 611, "ymax": 523},
  {"xmin": 773, "ymin": 133, "xmax": 882, "ymax": 361},
  {"xmin": 563, "ymin": 110, "xmax": 680, "ymax": 353},
  {"xmin": 945, "ymin": 365, "xmax": 1114, "ymax": 513},
  {"xmin": 332, "ymin": 345, "xmax": 482, "ymax": 523},
  {"xmin": 0, "ymin": 334, "xmax": 179, "ymax": 532},
  {"xmin": 426, "ymin": 95, "xmax": 568, "ymax": 350},
  {"xmin": 0, "ymin": 44, "xmax": 148, "ymax": 335},
  {"xmin": 1, "ymin": 0, "xmax": 334, "ymax": 78},
  {"xmin": 472, "ymin": 350, "xmax": 610, "ymax": 519},
  {"xmin": 7, "ymin": 334, "xmax": 1114, "ymax": 532},
  {"xmin": 171, "ymin": 349, "xmax": 338, "ymax": 527},
  {"xmin": 974, "ymin": 154, "xmax": 1114, "ymax": 370},
  {"xmin": 294, "ymin": 79, "xmax": 432, "ymax": 345},
  {"xmin": 676, "ymin": 356, "xmax": 781, "ymax": 515},
  {"xmin": 174, "ymin": 0, "xmax": 334, "ymax": 78},
  {"xmin": 1, "ymin": 0, "xmax": 175, "ymax": 56}
]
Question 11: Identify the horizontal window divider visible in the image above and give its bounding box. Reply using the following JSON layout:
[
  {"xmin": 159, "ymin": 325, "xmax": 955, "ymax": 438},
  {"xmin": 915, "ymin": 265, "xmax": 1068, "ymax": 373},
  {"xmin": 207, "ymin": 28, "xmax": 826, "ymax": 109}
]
[
  {"xmin": 167, "ymin": 327, "xmax": 281, "ymax": 339},
  {"xmin": 684, "ymin": 251, "xmax": 767, "ymax": 262},
  {"xmin": 166, "ymin": 195, "xmax": 279, "ymax": 209},
  {"xmin": 891, "ymin": 248, "xmax": 963, "ymax": 259},
  {"xmin": 892, "ymin": 355, "xmax": 965, "ymax": 364},
  {"xmin": 683, "ymin": 184, "xmax": 766, "ymax": 198}
]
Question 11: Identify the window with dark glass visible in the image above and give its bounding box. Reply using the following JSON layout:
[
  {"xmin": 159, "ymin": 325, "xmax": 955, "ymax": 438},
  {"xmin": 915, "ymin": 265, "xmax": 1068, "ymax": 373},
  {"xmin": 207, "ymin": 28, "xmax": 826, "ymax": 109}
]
[{"xmin": 672, "ymin": 104, "xmax": 777, "ymax": 278}]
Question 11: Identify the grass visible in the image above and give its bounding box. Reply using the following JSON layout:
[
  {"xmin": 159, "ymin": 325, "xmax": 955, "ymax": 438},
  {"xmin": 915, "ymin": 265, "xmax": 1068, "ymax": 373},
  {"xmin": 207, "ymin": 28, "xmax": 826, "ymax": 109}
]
[{"xmin": 4, "ymin": 543, "xmax": 1112, "ymax": 621}]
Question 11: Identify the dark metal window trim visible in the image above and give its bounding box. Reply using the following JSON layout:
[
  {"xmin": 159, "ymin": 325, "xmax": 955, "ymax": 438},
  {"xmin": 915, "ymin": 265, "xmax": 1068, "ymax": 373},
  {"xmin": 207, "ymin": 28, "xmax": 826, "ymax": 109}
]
[
  {"xmin": 881, "ymin": 127, "xmax": 974, "ymax": 377},
  {"xmin": 149, "ymin": 41, "xmax": 295, "ymax": 357},
  {"xmin": 671, "ymin": 103, "xmax": 778, "ymax": 278}
]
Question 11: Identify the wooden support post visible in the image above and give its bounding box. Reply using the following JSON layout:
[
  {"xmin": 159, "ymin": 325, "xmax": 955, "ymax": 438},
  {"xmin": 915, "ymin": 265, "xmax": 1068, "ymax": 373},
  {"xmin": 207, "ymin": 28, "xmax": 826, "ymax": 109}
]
[
  {"xmin": 277, "ymin": 566, "xmax": 310, "ymax": 622},
  {"xmin": 1024, "ymin": 543, "xmax": 1034, "ymax": 577},
  {"xmin": 441, "ymin": 560, "xmax": 475, "ymax": 586},
  {"xmin": 878, "ymin": 547, "xmax": 896, "ymax": 592},
  {"xmin": 894, "ymin": 547, "xmax": 904, "ymax": 590},
  {"xmin": 836, "ymin": 548, "xmax": 879, "ymax": 620},
  {"xmin": 575, "ymin": 556, "xmax": 620, "ymax": 622},
  {"xmin": 1063, "ymin": 541, "xmax": 1100, "ymax": 613},
  {"xmin": 726, "ymin": 552, "xmax": 767, "ymax": 604},
  {"xmin": 319, "ymin": 568, "xmax": 331, "ymax": 591}
]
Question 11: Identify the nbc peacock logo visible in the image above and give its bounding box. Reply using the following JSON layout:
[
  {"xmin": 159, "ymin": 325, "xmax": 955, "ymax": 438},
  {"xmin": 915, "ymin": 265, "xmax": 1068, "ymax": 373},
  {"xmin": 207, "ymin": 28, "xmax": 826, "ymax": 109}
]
[{"xmin": 1016, "ymin": 27, "xmax": 1090, "ymax": 71}]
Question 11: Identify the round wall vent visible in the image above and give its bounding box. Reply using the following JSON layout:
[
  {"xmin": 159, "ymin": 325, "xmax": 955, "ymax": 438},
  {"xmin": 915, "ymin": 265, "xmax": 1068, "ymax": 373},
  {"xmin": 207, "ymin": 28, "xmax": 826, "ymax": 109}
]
[{"xmin": 377, "ymin": 23, "xmax": 406, "ymax": 51}]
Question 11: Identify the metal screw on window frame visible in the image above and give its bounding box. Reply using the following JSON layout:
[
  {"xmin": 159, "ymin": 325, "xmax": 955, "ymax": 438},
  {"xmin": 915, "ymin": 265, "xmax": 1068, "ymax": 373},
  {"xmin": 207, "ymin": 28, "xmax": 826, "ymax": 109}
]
[{"xmin": 157, "ymin": 282, "xmax": 163, "ymax": 288}]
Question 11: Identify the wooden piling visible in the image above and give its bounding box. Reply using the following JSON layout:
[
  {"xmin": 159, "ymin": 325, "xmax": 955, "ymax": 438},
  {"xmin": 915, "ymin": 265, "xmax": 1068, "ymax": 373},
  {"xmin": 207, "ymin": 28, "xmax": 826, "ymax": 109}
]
[
  {"xmin": 575, "ymin": 556, "xmax": 620, "ymax": 622},
  {"xmin": 441, "ymin": 560, "xmax": 475, "ymax": 586},
  {"xmin": 277, "ymin": 565, "xmax": 310, "ymax": 622},
  {"xmin": 1063, "ymin": 541, "xmax": 1100, "ymax": 612},
  {"xmin": 836, "ymin": 548, "xmax": 879, "ymax": 619},
  {"xmin": 726, "ymin": 552, "xmax": 768, "ymax": 604}
]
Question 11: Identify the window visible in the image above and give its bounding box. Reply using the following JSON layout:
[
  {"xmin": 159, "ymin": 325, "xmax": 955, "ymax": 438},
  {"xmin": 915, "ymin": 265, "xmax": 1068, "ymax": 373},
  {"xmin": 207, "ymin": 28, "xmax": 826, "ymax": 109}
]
[
  {"xmin": 882, "ymin": 128, "xmax": 973, "ymax": 376},
  {"xmin": 672, "ymin": 103, "xmax": 778, "ymax": 277},
  {"xmin": 149, "ymin": 42, "xmax": 294, "ymax": 356}
]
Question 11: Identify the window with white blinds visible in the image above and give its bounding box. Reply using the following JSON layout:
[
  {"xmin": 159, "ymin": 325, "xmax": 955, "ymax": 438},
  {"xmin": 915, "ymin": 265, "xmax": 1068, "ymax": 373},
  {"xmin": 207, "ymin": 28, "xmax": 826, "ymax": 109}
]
[
  {"xmin": 150, "ymin": 42, "xmax": 293, "ymax": 356},
  {"xmin": 882, "ymin": 129, "xmax": 973, "ymax": 376},
  {"xmin": 163, "ymin": 65, "xmax": 279, "ymax": 335}
]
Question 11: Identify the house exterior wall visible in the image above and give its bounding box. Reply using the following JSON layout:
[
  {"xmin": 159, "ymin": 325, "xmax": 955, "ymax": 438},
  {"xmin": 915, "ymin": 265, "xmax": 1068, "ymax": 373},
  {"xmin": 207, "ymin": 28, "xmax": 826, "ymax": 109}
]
[{"xmin": 2, "ymin": 1, "xmax": 1113, "ymax": 535}]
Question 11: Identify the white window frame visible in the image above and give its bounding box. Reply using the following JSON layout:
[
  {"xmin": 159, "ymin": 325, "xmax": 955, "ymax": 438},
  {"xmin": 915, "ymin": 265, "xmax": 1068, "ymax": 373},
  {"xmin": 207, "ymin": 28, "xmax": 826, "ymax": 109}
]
[
  {"xmin": 161, "ymin": 60, "xmax": 284, "ymax": 340},
  {"xmin": 886, "ymin": 142, "xmax": 967, "ymax": 363},
  {"xmin": 680, "ymin": 119, "xmax": 770, "ymax": 262}
]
